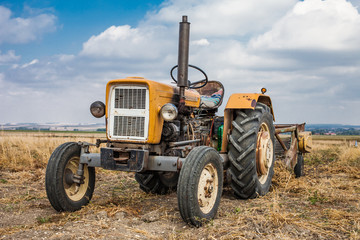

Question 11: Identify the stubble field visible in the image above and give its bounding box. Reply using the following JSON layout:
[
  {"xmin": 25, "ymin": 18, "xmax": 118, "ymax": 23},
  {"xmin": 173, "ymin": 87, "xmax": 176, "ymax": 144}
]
[{"xmin": 0, "ymin": 131, "xmax": 359, "ymax": 239}]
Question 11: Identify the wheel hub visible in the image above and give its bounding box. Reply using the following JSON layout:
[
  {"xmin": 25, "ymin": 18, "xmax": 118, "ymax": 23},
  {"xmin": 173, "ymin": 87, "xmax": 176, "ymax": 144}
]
[
  {"xmin": 63, "ymin": 157, "xmax": 89, "ymax": 201},
  {"xmin": 204, "ymin": 179, "xmax": 214, "ymax": 198},
  {"xmin": 256, "ymin": 123, "xmax": 274, "ymax": 184},
  {"xmin": 198, "ymin": 164, "xmax": 218, "ymax": 214},
  {"xmin": 64, "ymin": 168, "xmax": 75, "ymax": 186}
]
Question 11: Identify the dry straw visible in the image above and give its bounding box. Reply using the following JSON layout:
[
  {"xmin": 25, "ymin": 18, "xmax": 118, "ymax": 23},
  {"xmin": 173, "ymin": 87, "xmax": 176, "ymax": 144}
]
[{"xmin": 0, "ymin": 132, "xmax": 359, "ymax": 239}]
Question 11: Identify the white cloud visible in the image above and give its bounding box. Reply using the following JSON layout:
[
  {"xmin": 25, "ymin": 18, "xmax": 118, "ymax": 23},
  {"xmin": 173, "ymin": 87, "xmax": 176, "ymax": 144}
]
[
  {"xmin": 20, "ymin": 59, "xmax": 39, "ymax": 68},
  {"xmin": 192, "ymin": 39, "xmax": 210, "ymax": 46},
  {"xmin": 250, "ymin": 0, "xmax": 360, "ymax": 51},
  {"xmin": 0, "ymin": 6, "xmax": 57, "ymax": 44},
  {"xmin": 0, "ymin": 50, "xmax": 20, "ymax": 64},
  {"xmin": 81, "ymin": 25, "xmax": 172, "ymax": 60},
  {"xmin": 81, "ymin": 0, "xmax": 296, "ymax": 60},
  {"xmin": 57, "ymin": 54, "xmax": 76, "ymax": 62},
  {"xmin": 145, "ymin": 0, "xmax": 297, "ymax": 38}
]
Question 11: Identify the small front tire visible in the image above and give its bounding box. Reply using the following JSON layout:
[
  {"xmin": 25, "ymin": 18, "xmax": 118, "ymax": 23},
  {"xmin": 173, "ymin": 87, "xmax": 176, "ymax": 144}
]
[
  {"xmin": 45, "ymin": 142, "xmax": 95, "ymax": 212},
  {"xmin": 177, "ymin": 146, "xmax": 223, "ymax": 227}
]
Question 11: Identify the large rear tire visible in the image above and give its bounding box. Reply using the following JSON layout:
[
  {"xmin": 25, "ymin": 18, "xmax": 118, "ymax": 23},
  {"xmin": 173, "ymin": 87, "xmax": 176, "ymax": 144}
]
[
  {"xmin": 227, "ymin": 103, "xmax": 275, "ymax": 199},
  {"xmin": 177, "ymin": 146, "xmax": 223, "ymax": 227},
  {"xmin": 135, "ymin": 172, "xmax": 178, "ymax": 195},
  {"xmin": 45, "ymin": 142, "xmax": 95, "ymax": 211}
]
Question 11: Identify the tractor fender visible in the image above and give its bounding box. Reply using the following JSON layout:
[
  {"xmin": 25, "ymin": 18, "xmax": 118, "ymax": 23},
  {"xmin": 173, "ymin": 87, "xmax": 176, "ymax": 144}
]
[
  {"xmin": 220, "ymin": 93, "xmax": 275, "ymax": 153},
  {"xmin": 225, "ymin": 93, "xmax": 275, "ymax": 121}
]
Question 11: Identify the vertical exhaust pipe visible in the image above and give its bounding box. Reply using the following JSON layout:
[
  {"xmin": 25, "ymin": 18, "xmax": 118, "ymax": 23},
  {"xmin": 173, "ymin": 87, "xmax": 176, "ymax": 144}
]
[{"xmin": 177, "ymin": 16, "xmax": 190, "ymax": 101}]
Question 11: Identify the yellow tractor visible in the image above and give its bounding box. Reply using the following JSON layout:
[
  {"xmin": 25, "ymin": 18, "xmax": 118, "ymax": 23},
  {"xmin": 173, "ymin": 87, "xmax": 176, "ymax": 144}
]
[{"xmin": 45, "ymin": 16, "xmax": 311, "ymax": 226}]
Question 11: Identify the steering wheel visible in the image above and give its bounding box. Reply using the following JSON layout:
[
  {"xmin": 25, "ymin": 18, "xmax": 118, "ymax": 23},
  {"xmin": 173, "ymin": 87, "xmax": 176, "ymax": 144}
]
[{"xmin": 170, "ymin": 64, "xmax": 208, "ymax": 89}]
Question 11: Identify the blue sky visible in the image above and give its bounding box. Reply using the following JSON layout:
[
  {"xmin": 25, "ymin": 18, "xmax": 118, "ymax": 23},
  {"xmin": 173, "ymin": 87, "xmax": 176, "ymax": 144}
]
[
  {"xmin": 0, "ymin": 0, "xmax": 164, "ymax": 60},
  {"xmin": 1, "ymin": 0, "xmax": 360, "ymax": 125}
]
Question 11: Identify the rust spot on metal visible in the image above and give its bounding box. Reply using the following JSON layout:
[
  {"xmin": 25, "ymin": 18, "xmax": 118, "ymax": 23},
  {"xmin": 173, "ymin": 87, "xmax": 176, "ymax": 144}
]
[
  {"xmin": 256, "ymin": 131, "xmax": 270, "ymax": 176},
  {"xmin": 113, "ymin": 152, "xmax": 130, "ymax": 163},
  {"xmin": 177, "ymin": 158, "xmax": 183, "ymax": 170}
]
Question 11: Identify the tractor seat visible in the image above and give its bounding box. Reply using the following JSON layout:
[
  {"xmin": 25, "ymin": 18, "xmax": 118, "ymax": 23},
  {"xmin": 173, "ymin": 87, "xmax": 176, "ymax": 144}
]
[{"xmin": 194, "ymin": 81, "xmax": 225, "ymax": 109}]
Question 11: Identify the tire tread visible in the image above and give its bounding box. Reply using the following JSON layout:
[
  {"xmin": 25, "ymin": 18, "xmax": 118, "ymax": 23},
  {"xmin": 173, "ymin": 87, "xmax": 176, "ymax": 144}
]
[{"xmin": 228, "ymin": 103, "xmax": 275, "ymax": 199}]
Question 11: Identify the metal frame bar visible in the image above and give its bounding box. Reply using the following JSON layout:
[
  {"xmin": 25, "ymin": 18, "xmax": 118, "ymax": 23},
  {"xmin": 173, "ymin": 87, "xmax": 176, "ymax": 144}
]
[{"xmin": 79, "ymin": 145, "xmax": 229, "ymax": 172}]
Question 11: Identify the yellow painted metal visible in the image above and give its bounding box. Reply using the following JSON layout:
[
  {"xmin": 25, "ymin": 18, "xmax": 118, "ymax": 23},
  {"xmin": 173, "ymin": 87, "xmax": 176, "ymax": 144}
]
[
  {"xmin": 225, "ymin": 93, "xmax": 275, "ymax": 121},
  {"xmin": 220, "ymin": 93, "xmax": 275, "ymax": 153},
  {"xmin": 220, "ymin": 109, "xmax": 232, "ymax": 153},
  {"xmin": 298, "ymin": 131, "xmax": 312, "ymax": 153},
  {"xmin": 105, "ymin": 77, "xmax": 200, "ymax": 144}
]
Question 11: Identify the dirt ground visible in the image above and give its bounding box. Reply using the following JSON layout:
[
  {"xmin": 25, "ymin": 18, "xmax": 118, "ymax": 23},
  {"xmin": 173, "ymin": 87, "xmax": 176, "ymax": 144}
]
[{"xmin": 0, "ymin": 135, "xmax": 360, "ymax": 239}]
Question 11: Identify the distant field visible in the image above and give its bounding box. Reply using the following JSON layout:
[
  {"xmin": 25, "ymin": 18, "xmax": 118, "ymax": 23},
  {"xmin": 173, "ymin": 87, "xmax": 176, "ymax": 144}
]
[
  {"xmin": 0, "ymin": 130, "xmax": 106, "ymax": 138},
  {"xmin": 312, "ymin": 135, "xmax": 360, "ymax": 141},
  {"xmin": 3, "ymin": 130, "xmax": 359, "ymax": 141},
  {"xmin": 0, "ymin": 131, "xmax": 359, "ymax": 239},
  {"xmin": 311, "ymin": 135, "xmax": 360, "ymax": 147}
]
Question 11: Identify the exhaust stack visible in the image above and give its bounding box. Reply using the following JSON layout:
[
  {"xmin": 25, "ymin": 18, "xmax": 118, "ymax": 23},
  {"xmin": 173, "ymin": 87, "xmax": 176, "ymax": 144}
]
[{"xmin": 177, "ymin": 16, "xmax": 190, "ymax": 100}]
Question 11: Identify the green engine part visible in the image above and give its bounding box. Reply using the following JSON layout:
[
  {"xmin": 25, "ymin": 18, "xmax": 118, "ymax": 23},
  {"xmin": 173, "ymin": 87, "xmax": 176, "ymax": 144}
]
[{"xmin": 217, "ymin": 125, "xmax": 223, "ymax": 151}]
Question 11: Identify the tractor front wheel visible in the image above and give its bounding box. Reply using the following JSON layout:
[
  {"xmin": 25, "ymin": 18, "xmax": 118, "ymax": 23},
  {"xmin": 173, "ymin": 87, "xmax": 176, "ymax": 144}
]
[
  {"xmin": 177, "ymin": 146, "xmax": 223, "ymax": 226},
  {"xmin": 45, "ymin": 142, "xmax": 95, "ymax": 211}
]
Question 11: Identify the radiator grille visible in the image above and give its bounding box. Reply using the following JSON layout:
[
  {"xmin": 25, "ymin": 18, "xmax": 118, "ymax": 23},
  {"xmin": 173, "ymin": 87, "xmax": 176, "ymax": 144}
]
[
  {"xmin": 113, "ymin": 116, "xmax": 145, "ymax": 137},
  {"xmin": 114, "ymin": 88, "xmax": 146, "ymax": 109},
  {"xmin": 109, "ymin": 85, "xmax": 149, "ymax": 140}
]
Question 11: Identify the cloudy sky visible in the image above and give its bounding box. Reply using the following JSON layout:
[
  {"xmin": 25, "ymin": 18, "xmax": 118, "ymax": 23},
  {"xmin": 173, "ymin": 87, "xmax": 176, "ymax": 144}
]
[{"xmin": 1, "ymin": 0, "xmax": 360, "ymax": 125}]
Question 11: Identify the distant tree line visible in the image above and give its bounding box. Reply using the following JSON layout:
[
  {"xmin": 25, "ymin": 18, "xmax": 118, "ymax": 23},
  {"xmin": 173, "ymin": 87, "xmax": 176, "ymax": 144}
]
[
  {"xmin": 311, "ymin": 128, "xmax": 360, "ymax": 135},
  {"xmin": 16, "ymin": 127, "xmax": 50, "ymax": 131}
]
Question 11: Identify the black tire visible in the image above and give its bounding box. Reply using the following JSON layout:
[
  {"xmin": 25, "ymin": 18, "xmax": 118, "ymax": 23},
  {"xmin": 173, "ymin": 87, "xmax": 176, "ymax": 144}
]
[
  {"xmin": 294, "ymin": 153, "xmax": 304, "ymax": 178},
  {"xmin": 227, "ymin": 103, "xmax": 275, "ymax": 199},
  {"xmin": 135, "ymin": 172, "xmax": 178, "ymax": 195},
  {"xmin": 45, "ymin": 142, "xmax": 95, "ymax": 212},
  {"xmin": 177, "ymin": 146, "xmax": 223, "ymax": 227}
]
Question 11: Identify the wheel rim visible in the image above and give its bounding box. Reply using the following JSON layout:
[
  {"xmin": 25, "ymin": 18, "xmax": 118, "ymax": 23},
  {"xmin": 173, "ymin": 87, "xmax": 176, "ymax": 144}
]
[
  {"xmin": 63, "ymin": 157, "xmax": 89, "ymax": 201},
  {"xmin": 197, "ymin": 163, "xmax": 219, "ymax": 214},
  {"xmin": 256, "ymin": 122, "xmax": 274, "ymax": 184}
]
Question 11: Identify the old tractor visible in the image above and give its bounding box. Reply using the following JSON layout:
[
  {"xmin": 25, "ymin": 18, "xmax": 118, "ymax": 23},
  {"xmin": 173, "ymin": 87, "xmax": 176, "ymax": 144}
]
[{"xmin": 45, "ymin": 16, "xmax": 312, "ymax": 226}]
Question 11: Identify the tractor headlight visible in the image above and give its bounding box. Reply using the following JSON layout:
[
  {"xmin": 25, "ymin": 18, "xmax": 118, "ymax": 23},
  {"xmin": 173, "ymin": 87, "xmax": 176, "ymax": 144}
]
[
  {"xmin": 90, "ymin": 101, "xmax": 105, "ymax": 118},
  {"xmin": 160, "ymin": 103, "xmax": 178, "ymax": 121}
]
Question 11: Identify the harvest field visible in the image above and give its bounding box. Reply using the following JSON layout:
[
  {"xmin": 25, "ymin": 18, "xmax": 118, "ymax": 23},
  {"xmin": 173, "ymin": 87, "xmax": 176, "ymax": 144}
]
[{"xmin": 0, "ymin": 131, "xmax": 359, "ymax": 239}]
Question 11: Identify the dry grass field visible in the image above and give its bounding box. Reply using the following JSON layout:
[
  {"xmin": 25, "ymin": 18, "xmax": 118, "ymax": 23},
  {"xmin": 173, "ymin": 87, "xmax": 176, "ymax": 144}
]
[{"xmin": 0, "ymin": 131, "xmax": 359, "ymax": 239}]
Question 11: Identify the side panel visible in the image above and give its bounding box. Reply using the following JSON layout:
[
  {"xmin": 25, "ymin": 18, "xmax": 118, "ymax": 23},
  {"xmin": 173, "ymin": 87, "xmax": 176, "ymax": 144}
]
[
  {"xmin": 225, "ymin": 93, "xmax": 275, "ymax": 120},
  {"xmin": 220, "ymin": 93, "xmax": 275, "ymax": 153}
]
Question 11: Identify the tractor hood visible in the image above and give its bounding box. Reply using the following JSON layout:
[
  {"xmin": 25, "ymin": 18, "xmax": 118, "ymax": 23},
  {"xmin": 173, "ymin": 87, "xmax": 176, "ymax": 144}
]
[{"xmin": 105, "ymin": 77, "xmax": 200, "ymax": 143}]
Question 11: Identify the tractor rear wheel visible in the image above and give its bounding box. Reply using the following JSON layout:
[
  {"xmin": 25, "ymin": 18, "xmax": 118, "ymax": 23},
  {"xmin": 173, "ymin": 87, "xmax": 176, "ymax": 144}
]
[
  {"xmin": 227, "ymin": 103, "xmax": 275, "ymax": 199},
  {"xmin": 45, "ymin": 142, "xmax": 95, "ymax": 211},
  {"xmin": 177, "ymin": 146, "xmax": 223, "ymax": 226},
  {"xmin": 135, "ymin": 172, "xmax": 178, "ymax": 195}
]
